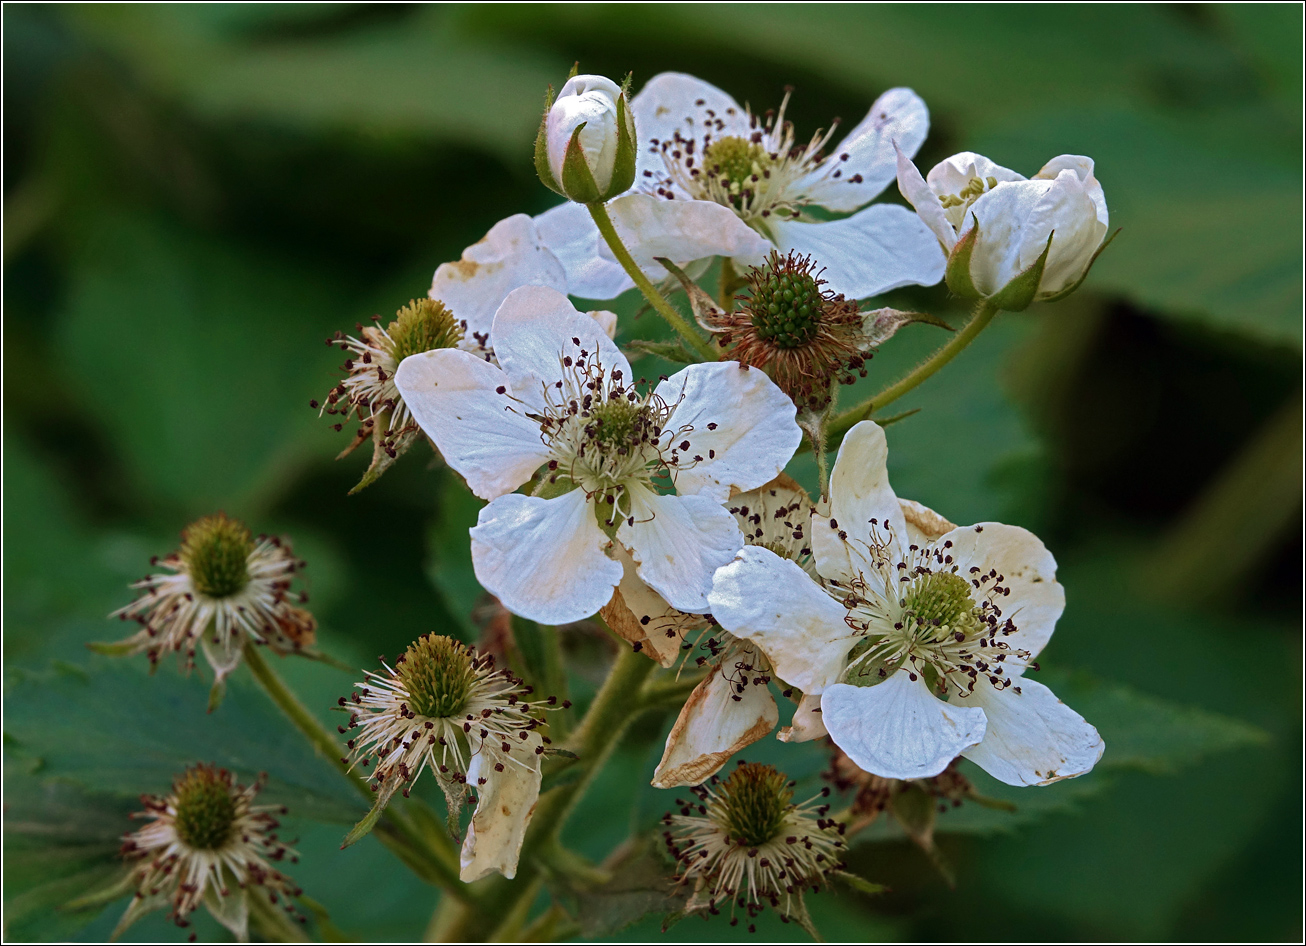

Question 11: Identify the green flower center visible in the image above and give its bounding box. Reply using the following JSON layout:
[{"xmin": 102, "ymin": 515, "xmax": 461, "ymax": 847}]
[
  {"xmin": 181, "ymin": 514, "xmax": 254, "ymax": 599},
  {"xmin": 747, "ymin": 266, "xmax": 826, "ymax": 349},
  {"xmin": 173, "ymin": 766, "xmax": 237, "ymax": 850},
  {"xmin": 389, "ymin": 298, "xmax": 463, "ymax": 364},
  {"xmin": 397, "ymin": 634, "xmax": 476, "ymax": 719},
  {"xmin": 589, "ymin": 399, "xmax": 650, "ymax": 451},
  {"xmin": 715, "ymin": 762, "xmax": 793, "ymax": 847},
  {"xmin": 903, "ymin": 571, "xmax": 976, "ymax": 629}
]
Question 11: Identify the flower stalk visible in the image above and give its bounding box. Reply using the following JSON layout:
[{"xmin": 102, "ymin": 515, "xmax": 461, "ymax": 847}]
[
  {"xmin": 239, "ymin": 642, "xmax": 470, "ymax": 901},
  {"xmin": 586, "ymin": 201, "xmax": 719, "ymax": 362},
  {"xmin": 819, "ymin": 299, "xmax": 1000, "ymax": 451}
]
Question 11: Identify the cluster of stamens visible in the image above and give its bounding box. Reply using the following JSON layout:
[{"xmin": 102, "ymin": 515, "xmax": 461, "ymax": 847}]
[
  {"xmin": 937, "ymin": 174, "xmax": 1001, "ymax": 229},
  {"xmin": 505, "ymin": 342, "xmax": 707, "ymax": 533},
  {"xmin": 120, "ymin": 764, "xmax": 302, "ymax": 932},
  {"xmin": 643, "ymin": 88, "xmax": 861, "ymax": 226},
  {"xmin": 662, "ymin": 761, "xmax": 846, "ymax": 927},
  {"xmin": 711, "ymin": 253, "xmax": 867, "ymax": 411},
  {"xmin": 341, "ymin": 634, "xmax": 566, "ymax": 820},
  {"xmin": 825, "ymin": 751, "xmax": 978, "ymax": 832},
  {"xmin": 314, "ymin": 298, "xmax": 468, "ymax": 461},
  {"xmin": 824, "ymin": 521, "xmax": 1029, "ymax": 697},
  {"xmin": 109, "ymin": 513, "xmax": 314, "ymax": 671}
]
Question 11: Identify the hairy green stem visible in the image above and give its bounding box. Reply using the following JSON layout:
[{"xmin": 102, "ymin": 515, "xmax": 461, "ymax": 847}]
[
  {"xmin": 433, "ymin": 647, "xmax": 656, "ymax": 940},
  {"xmin": 820, "ymin": 299, "xmax": 1001, "ymax": 450},
  {"xmin": 240, "ymin": 642, "xmax": 469, "ymax": 902},
  {"xmin": 586, "ymin": 201, "xmax": 719, "ymax": 362}
]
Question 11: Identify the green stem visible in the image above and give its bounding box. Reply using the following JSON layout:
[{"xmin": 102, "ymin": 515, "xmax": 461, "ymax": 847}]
[
  {"xmin": 240, "ymin": 642, "xmax": 469, "ymax": 902},
  {"xmin": 586, "ymin": 201, "xmax": 719, "ymax": 362},
  {"xmin": 821, "ymin": 299, "xmax": 1001, "ymax": 450},
  {"xmin": 436, "ymin": 648, "xmax": 656, "ymax": 940}
]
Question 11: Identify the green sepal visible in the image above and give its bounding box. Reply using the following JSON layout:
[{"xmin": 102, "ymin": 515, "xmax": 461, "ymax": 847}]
[
  {"xmin": 85, "ymin": 640, "xmax": 139, "ymax": 657},
  {"xmin": 655, "ymin": 256, "xmax": 726, "ymax": 332},
  {"xmin": 62, "ymin": 871, "xmax": 137, "ymax": 913},
  {"xmin": 560, "ymin": 123, "xmax": 603, "ymax": 204},
  {"xmin": 602, "ymin": 91, "xmax": 637, "ymax": 200},
  {"xmin": 833, "ymin": 870, "xmax": 889, "ymax": 897},
  {"xmin": 1038, "ymin": 226, "xmax": 1122, "ymax": 305},
  {"xmin": 534, "ymin": 85, "xmax": 564, "ymax": 197},
  {"xmin": 943, "ymin": 215, "xmax": 983, "ymax": 300},
  {"xmin": 207, "ymin": 675, "xmax": 226, "ymax": 713},
  {"xmin": 341, "ymin": 776, "xmax": 400, "ymax": 848},
  {"xmin": 624, "ymin": 338, "xmax": 696, "ymax": 364},
  {"xmin": 566, "ymin": 61, "xmax": 579, "ymax": 80},
  {"xmin": 987, "ymin": 230, "xmax": 1054, "ymax": 312}
]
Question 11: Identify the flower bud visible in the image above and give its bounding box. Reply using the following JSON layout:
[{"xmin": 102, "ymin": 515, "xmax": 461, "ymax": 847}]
[
  {"xmin": 535, "ymin": 73, "xmax": 637, "ymax": 203},
  {"xmin": 897, "ymin": 149, "xmax": 1115, "ymax": 310}
]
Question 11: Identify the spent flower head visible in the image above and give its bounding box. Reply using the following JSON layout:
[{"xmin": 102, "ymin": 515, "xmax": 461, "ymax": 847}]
[
  {"xmin": 102, "ymin": 513, "xmax": 314, "ymax": 704},
  {"xmin": 114, "ymin": 764, "xmax": 301, "ymax": 940},
  {"xmin": 317, "ymin": 298, "xmax": 466, "ymax": 492},
  {"xmin": 662, "ymin": 761, "xmax": 846, "ymax": 930},
  {"xmin": 341, "ymin": 633, "xmax": 567, "ymax": 881}
]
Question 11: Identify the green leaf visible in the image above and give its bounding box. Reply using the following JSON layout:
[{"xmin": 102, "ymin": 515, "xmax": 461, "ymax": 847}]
[
  {"xmin": 62, "ymin": 6, "xmax": 563, "ymax": 159},
  {"xmin": 1, "ymin": 770, "xmax": 134, "ymax": 942},
  {"xmin": 3, "ymin": 658, "xmax": 364, "ymax": 823},
  {"xmin": 424, "ymin": 469, "xmax": 487, "ymax": 640},
  {"xmin": 55, "ymin": 210, "xmax": 350, "ymax": 517},
  {"xmin": 1035, "ymin": 667, "xmax": 1269, "ymax": 775}
]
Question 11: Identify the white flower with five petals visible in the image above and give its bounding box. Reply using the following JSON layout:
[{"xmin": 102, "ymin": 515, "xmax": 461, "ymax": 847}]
[
  {"xmin": 709, "ymin": 421, "xmax": 1103, "ymax": 785},
  {"xmin": 394, "ymin": 285, "xmax": 801, "ymax": 625},
  {"xmin": 536, "ymin": 73, "xmax": 945, "ymax": 301}
]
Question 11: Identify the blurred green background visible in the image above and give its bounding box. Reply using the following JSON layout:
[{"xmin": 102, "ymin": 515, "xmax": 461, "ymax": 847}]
[{"xmin": 3, "ymin": 4, "xmax": 1301, "ymax": 942}]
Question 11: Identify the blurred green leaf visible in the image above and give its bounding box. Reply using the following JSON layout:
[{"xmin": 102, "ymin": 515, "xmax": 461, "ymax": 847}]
[
  {"xmin": 424, "ymin": 469, "xmax": 486, "ymax": 640},
  {"xmin": 1, "ymin": 771, "xmax": 132, "ymax": 942},
  {"xmin": 3, "ymin": 659, "xmax": 364, "ymax": 823},
  {"xmin": 56, "ymin": 210, "xmax": 348, "ymax": 517},
  {"xmin": 64, "ymin": 6, "xmax": 561, "ymax": 159}
]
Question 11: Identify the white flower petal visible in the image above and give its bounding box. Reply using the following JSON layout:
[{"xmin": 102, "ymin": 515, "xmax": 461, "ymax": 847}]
[
  {"xmin": 655, "ymin": 361, "xmax": 801, "ymax": 502},
  {"xmin": 768, "ymin": 203, "xmax": 946, "ymax": 299},
  {"xmin": 600, "ymin": 193, "xmax": 771, "ymax": 278},
  {"xmin": 777, "ymin": 693, "xmax": 828, "ymax": 743},
  {"xmin": 599, "ymin": 544, "xmax": 696, "ymax": 667},
  {"xmin": 965, "ymin": 179, "xmax": 1054, "ymax": 295},
  {"xmin": 896, "ymin": 145, "xmax": 957, "ymax": 250},
  {"xmin": 652, "ymin": 656, "xmax": 778, "ymax": 788},
  {"xmin": 898, "ymin": 497, "xmax": 956, "ymax": 546},
  {"xmin": 822, "ymin": 671, "xmax": 987, "ymax": 780},
  {"xmin": 938, "ymin": 522, "xmax": 1064, "ymax": 664},
  {"xmin": 811, "ymin": 421, "xmax": 909, "ymax": 584},
  {"xmin": 958, "ymin": 678, "xmax": 1103, "ymax": 786},
  {"xmin": 533, "ymin": 201, "xmax": 633, "ymax": 300},
  {"xmin": 619, "ymin": 485, "xmax": 741, "ymax": 614},
  {"xmin": 430, "ymin": 214, "xmax": 568, "ymax": 339},
  {"xmin": 631, "ymin": 72, "xmax": 750, "ymax": 184},
  {"xmin": 470, "ymin": 490, "xmax": 621, "ymax": 624},
  {"xmin": 1020, "ymin": 169, "xmax": 1108, "ymax": 296},
  {"xmin": 800, "ymin": 87, "xmax": 930, "ymax": 212},
  {"xmin": 1035, "ymin": 154, "xmax": 1108, "ymax": 228},
  {"xmin": 708, "ymin": 545, "xmax": 854, "ymax": 694},
  {"xmin": 460, "ymin": 746, "xmax": 542, "ymax": 882},
  {"xmin": 394, "ymin": 349, "xmax": 549, "ymax": 501},
  {"xmin": 490, "ymin": 285, "xmax": 631, "ymax": 403},
  {"xmin": 588, "ymin": 308, "xmax": 620, "ymax": 340},
  {"xmin": 927, "ymin": 151, "xmax": 1025, "ymax": 194}
]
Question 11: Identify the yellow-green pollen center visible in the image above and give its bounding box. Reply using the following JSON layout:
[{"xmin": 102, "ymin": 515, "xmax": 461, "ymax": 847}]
[
  {"xmin": 589, "ymin": 399, "xmax": 649, "ymax": 451},
  {"xmin": 397, "ymin": 634, "xmax": 476, "ymax": 719},
  {"xmin": 182, "ymin": 514, "xmax": 254, "ymax": 599},
  {"xmin": 389, "ymin": 298, "xmax": 463, "ymax": 363},
  {"xmin": 173, "ymin": 767, "xmax": 237, "ymax": 850},
  {"xmin": 903, "ymin": 571, "xmax": 977, "ymax": 629},
  {"xmin": 715, "ymin": 762, "xmax": 792, "ymax": 847},
  {"xmin": 748, "ymin": 267, "xmax": 826, "ymax": 349},
  {"xmin": 705, "ymin": 136, "xmax": 771, "ymax": 210},
  {"xmin": 937, "ymin": 175, "xmax": 999, "ymax": 210}
]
